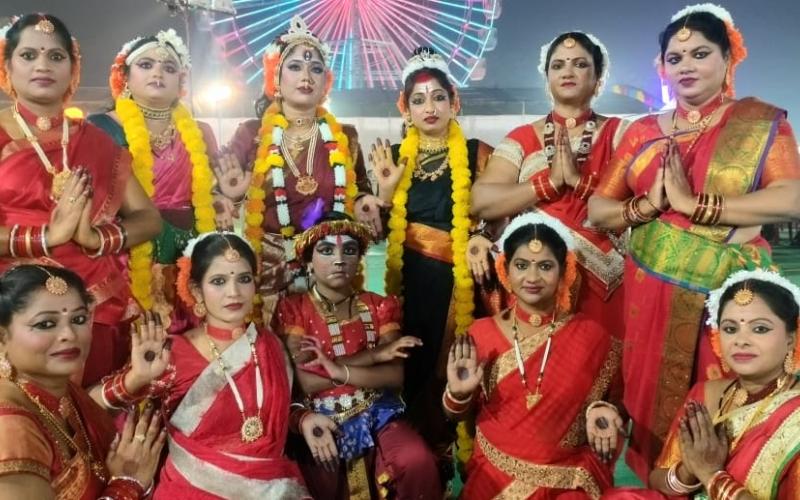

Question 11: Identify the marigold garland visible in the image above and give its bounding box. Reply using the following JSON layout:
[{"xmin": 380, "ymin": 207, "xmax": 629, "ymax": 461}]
[
  {"xmin": 384, "ymin": 120, "xmax": 474, "ymax": 335},
  {"xmin": 115, "ymin": 97, "xmax": 215, "ymax": 309}
]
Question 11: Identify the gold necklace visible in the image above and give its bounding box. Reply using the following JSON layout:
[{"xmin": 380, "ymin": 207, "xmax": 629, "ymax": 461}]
[
  {"xmin": 137, "ymin": 102, "xmax": 173, "ymax": 121},
  {"xmin": 14, "ymin": 380, "xmax": 107, "ymax": 481},
  {"xmin": 149, "ymin": 121, "xmax": 176, "ymax": 151},
  {"xmin": 12, "ymin": 104, "xmax": 72, "ymax": 200},
  {"xmin": 283, "ymin": 124, "xmax": 317, "ymax": 158},
  {"xmin": 413, "ymin": 153, "xmax": 449, "ymax": 182},
  {"xmin": 418, "ymin": 134, "xmax": 448, "ymax": 154},
  {"xmin": 509, "ymin": 307, "xmax": 565, "ymax": 409},
  {"xmin": 205, "ymin": 325, "xmax": 265, "ymax": 443},
  {"xmin": 282, "ymin": 122, "xmax": 320, "ymax": 196}
]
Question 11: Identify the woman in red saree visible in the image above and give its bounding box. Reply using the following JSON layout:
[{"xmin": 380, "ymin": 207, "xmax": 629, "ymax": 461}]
[
  {"xmin": 588, "ymin": 5, "xmax": 800, "ymax": 480},
  {"xmin": 471, "ymin": 31, "xmax": 626, "ymax": 340},
  {"xmin": 276, "ymin": 212, "xmax": 440, "ymax": 499},
  {"xmin": 0, "ymin": 14, "xmax": 162, "ymax": 386},
  {"xmin": 445, "ymin": 213, "xmax": 622, "ymax": 499},
  {"xmin": 605, "ymin": 270, "xmax": 800, "ymax": 499},
  {"xmin": 151, "ymin": 231, "xmax": 308, "ymax": 498},
  {"xmin": 0, "ymin": 265, "xmax": 165, "ymax": 499}
]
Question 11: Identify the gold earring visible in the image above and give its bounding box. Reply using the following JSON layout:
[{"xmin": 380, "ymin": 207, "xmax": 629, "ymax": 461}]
[
  {"xmin": 193, "ymin": 301, "xmax": 207, "ymax": 318},
  {"xmin": 121, "ymin": 82, "xmax": 132, "ymax": 99},
  {"xmin": 0, "ymin": 352, "xmax": 14, "ymax": 380},
  {"xmin": 720, "ymin": 358, "xmax": 731, "ymax": 373},
  {"xmin": 785, "ymin": 351, "xmax": 796, "ymax": 374}
]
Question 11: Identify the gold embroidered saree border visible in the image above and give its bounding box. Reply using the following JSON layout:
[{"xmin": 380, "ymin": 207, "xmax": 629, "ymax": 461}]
[{"xmin": 476, "ymin": 428, "xmax": 602, "ymax": 499}]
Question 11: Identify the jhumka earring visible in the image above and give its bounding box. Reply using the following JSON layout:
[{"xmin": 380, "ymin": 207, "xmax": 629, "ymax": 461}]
[
  {"xmin": 121, "ymin": 82, "xmax": 132, "ymax": 99},
  {"xmin": 785, "ymin": 350, "xmax": 796, "ymax": 374},
  {"xmin": 193, "ymin": 301, "xmax": 207, "ymax": 318},
  {"xmin": 0, "ymin": 352, "xmax": 14, "ymax": 380}
]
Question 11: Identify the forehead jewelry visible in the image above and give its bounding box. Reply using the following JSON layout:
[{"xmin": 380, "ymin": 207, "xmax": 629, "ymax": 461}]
[
  {"xmin": 34, "ymin": 18, "xmax": 55, "ymax": 35},
  {"xmin": 222, "ymin": 237, "xmax": 241, "ymax": 263},
  {"xmin": 527, "ymin": 226, "xmax": 543, "ymax": 254},
  {"xmin": 36, "ymin": 267, "xmax": 69, "ymax": 296},
  {"xmin": 733, "ymin": 284, "xmax": 754, "ymax": 306},
  {"xmin": 677, "ymin": 15, "xmax": 693, "ymax": 42},
  {"xmin": 562, "ymin": 37, "xmax": 577, "ymax": 49},
  {"xmin": 155, "ymin": 46, "xmax": 171, "ymax": 60},
  {"xmin": 303, "ymin": 49, "xmax": 313, "ymax": 62}
]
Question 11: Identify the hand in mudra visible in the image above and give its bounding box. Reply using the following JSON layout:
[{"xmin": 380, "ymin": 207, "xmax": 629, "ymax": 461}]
[
  {"xmin": 446, "ymin": 335, "xmax": 484, "ymax": 399},
  {"xmin": 586, "ymin": 404, "xmax": 625, "ymax": 463},
  {"xmin": 369, "ymin": 138, "xmax": 407, "ymax": 200},
  {"xmin": 129, "ymin": 311, "xmax": 172, "ymax": 389}
]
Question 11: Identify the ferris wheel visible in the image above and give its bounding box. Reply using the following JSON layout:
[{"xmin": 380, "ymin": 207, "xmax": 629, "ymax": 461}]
[{"xmin": 212, "ymin": 0, "xmax": 501, "ymax": 90}]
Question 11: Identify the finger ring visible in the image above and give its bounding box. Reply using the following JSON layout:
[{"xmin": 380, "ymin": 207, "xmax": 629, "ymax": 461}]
[
  {"xmin": 144, "ymin": 350, "xmax": 157, "ymax": 362},
  {"xmin": 134, "ymin": 434, "xmax": 147, "ymax": 443}
]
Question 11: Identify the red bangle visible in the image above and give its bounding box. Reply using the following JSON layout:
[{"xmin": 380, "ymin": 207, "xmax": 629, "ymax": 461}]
[
  {"xmin": 530, "ymin": 171, "xmax": 561, "ymax": 202},
  {"xmin": 575, "ymin": 173, "xmax": 598, "ymax": 200},
  {"xmin": 99, "ymin": 476, "xmax": 145, "ymax": 500}
]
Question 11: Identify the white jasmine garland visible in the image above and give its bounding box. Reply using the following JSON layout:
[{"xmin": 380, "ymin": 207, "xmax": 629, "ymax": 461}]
[
  {"xmin": 671, "ymin": 3, "xmax": 734, "ymax": 25},
  {"xmin": 182, "ymin": 231, "xmax": 252, "ymax": 258}
]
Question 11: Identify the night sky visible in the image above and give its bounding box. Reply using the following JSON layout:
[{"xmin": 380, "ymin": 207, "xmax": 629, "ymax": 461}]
[{"xmin": 3, "ymin": 0, "xmax": 800, "ymax": 119}]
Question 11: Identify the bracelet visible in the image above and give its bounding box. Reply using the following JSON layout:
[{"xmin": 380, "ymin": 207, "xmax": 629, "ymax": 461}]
[
  {"xmin": 331, "ymin": 364, "xmax": 351, "ymax": 387},
  {"xmin": 584, "ymin": 400, "xmax": 618, "ymax": 422},
  {"xmin": 87, "ymin": 226, "xmax": 106, "ymax": 258},
  {"xmin": 621, "ymin": 195, "xmax": 656, "ymax": 225},
  {"xmin": 641, "ymin": 192, "xmax": 663, "ymax": 213},
  {"xmin": 110, "ymin": 475, "xmax": 148, "ymax": 496},
  {"xmin": 445, "ymin": 384, "xmax": 474, "ymax": 405},
  {"xmin": 8, "ymin": 225, "xmax": 49, "ymax": 258},
  {"xmin": 666, "ymin": 462, "xmax": 701, "ymax": 494},
  {"xmin": 8, "ymin": 224, "xmax": 19, "ymax": 257},
  {"xmin": 530, "ymin": 171, "xmax": 562, "ymax": 202},
  {"xmin": 441, "ymin": 389, "xmax": 471, "ymax": 415},
  {"xmin": 574, "ymin": 173, "xmax": 598, "ymax": 201},
  {"xmin": 690, "ymin": 193, "xmax": 725, "ymax": 226}
]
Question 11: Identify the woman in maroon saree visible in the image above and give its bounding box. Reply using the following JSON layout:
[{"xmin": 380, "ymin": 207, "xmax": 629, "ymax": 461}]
[
  {"xmin": 0, "ymin": 14, "xmax": 161, "ymax": 386},
  {"xmin": 445, "ymin": 213, "xmax": 622, "ymax": 499}
]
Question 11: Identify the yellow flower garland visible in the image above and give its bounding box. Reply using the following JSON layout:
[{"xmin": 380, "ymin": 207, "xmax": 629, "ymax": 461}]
[
  {"xmin": 384, "ymin": 120, "xmax": 475, "ymax": 334},
  {"xmin": 115, "ymin": 97, "xmax": 216, "ymax": 309}
]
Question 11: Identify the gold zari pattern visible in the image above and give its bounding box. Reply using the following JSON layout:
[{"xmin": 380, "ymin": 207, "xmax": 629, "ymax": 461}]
[{"xmin": 476, "ymin": 429, "xmax": 602, "ymax": 499}]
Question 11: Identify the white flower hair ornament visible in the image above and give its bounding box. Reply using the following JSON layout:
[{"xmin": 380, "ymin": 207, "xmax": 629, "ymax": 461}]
[
  {"xmin": 705, "ymin": 268, "xmax": 800, "ymax": 330},
  {"xmin": 495, "ymin": 212, "xmax": 575, "ymax": 254},
  {"xmin": 537, "ymin": 31, "xmax": 610, "ymax": 95},
  {"xmin": 122, "ymin": 28, "xmax": 191, "ymax": 69},
  {"xmin": 671, "ymin": 3, "xmax": 734, "ymax": 25}
]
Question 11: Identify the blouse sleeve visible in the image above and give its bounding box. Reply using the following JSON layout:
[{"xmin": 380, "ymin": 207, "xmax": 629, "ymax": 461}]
[
  {"xmin": 342, "ymin": 125, "xmax": 373, "ymax": 195},
  {"xmin": 778, "ymin": 455, "xmax": 800, "ymax": 500},
  {"xmin": 654, "ymin": 382, "xmax": 707, "ymax": 469},
  {"xmin": 595, "ymin": 120, "xmax": 649, "ymax": 200},
  {"xmin": 225, "ymin": 119, "xmax": 261, "ymax": 172},
  {"xmin": 0, "ymin": 409, "xmax": 53, "ymax": 481},
  {"xmin": 375, "ymin": 294, "xmax": 402, "ymax": 336},
  {"xmin": 759, "ymin": 117, "xmax": 800, "ymax": 188},
  {"xmin": 275, "ymin": 296, "xmax": 306, "ymax": 337},
  {"xmin": 197, "ymin": 121, "xmax": 220, "ymax": 157}
]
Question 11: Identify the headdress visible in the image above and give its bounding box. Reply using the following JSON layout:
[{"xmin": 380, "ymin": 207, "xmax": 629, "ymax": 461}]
[
  {"xmin": 261, "ymin": 15, "xmax": 332, "ymax": 100},
  {"xmin": 493, "ymin": 212, "xmax": 578, "ymax": 314},
  {"xmin": 294, "ymin": 218, "xmax": 373, "ymax": 262},
  {"xmin": 109, "ymin": 29, "xmax": 190, "ymax": 99},
  {"xmin": 537, "ymin": 31, "xmax": 610, "ymax": 96},
  {"xmin": 176, "ymin": 232, "xmax": 254, "ymax": 308},
  {"xmin": 663, "ymin": 3, "xmax": 747, "ymax": 97},
  {"xmin": 705, "ymin": 268, "xmax": 800, "ymax": 330},
  {"xmin": 0, "ymin": 14, "xmax": 82, "ymax": 102},
  {"xmin": 396, "ymin": 48, "xmax": 460, "ymax": 115}
]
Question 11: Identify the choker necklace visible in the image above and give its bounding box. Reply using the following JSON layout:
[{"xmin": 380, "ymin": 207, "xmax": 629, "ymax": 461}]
[
  {"xmin": 206, "ymin": 323, "xmax": 246, "ymax": 341},
  {"xmin": 514, "ymin": 304, "xmax": 555, "ymax": 328},
  {"xmin": 551, "ymin": 108, "xmax": 594, "ymax": 129},
  {"xmin": 311, "ymin": 284, "xmax": 354, "ymax": 315},
  {"xmin": 543, "ymin": 111, "xmax": 597, "ymax": 173},
  {"xmin": 418, "ymin": 134, "xmax": 448, "ymax": 154},
  {"xmin": 676, "ymin": 93, "xmax": 724, "ymax": 126},
  {"xmin": 205, "ymin": 324, "xmax": 264, "ymax": 443},
  {"xmin": 285, "ymin": 116, "xmax": 315, "ymax": 129},
  {"xmin": 136, "ymin": 102, "xmax": 173, "ymax": 121},
  {"xmin": 14, "ymin": 103, "xmax": 64, "ymax": 132}
]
